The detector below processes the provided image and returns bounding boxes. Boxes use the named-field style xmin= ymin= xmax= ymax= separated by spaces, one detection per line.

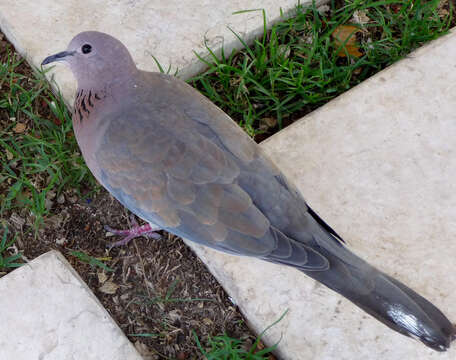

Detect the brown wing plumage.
xmin=95 ymin=73 xmax=329 ymax=270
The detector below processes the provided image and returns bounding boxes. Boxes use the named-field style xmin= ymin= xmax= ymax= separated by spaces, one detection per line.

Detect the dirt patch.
xmin=18 ymin=192 xmax=256 ymax=359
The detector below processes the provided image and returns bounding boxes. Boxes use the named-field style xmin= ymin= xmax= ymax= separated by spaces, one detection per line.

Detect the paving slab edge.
xmin=0 ymin=1 xmax=330 ymax=80
xmin=175 ymin=0 xmax=328 ymax=80
xmin=2 ymin=250 xmax=144 ymax=358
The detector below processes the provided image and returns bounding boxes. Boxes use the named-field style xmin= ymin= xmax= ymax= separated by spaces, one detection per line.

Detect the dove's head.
xmin=42 ymin=31 xmax=137 ymax=87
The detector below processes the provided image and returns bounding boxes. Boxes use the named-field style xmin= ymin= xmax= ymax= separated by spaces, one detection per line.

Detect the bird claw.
xmin=105 ymin=216 xmax=161 ymax=249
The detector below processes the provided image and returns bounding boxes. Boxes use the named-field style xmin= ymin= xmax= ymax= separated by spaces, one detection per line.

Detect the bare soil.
xmin=24 ymin=192 xmax=256 ymax=359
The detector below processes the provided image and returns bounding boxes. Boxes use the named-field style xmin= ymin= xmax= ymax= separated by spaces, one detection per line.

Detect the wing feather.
xmin=95 ymin=73 xmax=334 ymax=270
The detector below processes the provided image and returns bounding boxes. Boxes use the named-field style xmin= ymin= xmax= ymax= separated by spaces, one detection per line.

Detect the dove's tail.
xmin=302 ymin=233 xmax=455 ymax=351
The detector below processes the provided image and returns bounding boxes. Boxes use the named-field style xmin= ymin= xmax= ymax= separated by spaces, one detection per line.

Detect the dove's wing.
xmin=95 ymin=73 xmax=343 ymax=271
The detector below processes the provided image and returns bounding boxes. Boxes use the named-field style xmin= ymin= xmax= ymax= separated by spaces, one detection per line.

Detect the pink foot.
xmin=104 ymin=215 xmax=161 ymax=248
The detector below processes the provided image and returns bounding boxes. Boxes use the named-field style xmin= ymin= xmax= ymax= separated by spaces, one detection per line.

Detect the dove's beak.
xmin=41 ymin=50 xmax=75 ymax=66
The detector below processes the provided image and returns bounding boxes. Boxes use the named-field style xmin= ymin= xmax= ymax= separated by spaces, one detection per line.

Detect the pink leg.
xmin=104 ymin=215 xmax=161 ymax=248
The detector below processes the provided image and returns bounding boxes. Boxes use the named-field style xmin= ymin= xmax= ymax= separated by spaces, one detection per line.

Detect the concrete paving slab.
xmin=187 ymin=29 xmax=456 ymax=359
xmin=0 ymin=0 xmax=324 ymax=104
xmin=0 ymin=251 xmax=143 ymax=360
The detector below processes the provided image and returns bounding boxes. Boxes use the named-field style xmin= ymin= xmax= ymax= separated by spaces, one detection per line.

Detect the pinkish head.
xmin=42 ymin=31 xmax=137 ymax=87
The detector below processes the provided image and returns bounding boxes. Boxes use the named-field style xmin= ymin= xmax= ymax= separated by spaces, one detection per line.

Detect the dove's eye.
xmin=81 ymin=44 xmax=92 ymax=54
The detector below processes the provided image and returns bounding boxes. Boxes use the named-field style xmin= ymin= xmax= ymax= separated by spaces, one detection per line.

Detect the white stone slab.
xmin=0 ymin=0 xmax=324 ymax=104
xmin=0 ymin=251 xmax=142 ymax=360
xmin=187 ymin=29 xmax=456 ymax=359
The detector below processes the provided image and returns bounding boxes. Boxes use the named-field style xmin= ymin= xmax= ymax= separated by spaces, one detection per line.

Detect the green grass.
xmin=194 ymin=333 xmax=277 ymax=360
xmin=0 ymin=50 xmax=97 ymax=231
xmin=193 ymin=310 xmax=287 ymax=359
xmin=189 ymin=0 xmax=453 ymax=138
xmin=0 ymin=226 xmax=23 ymax=270
xmin=68 ymin=250 xmax=114 ymax=272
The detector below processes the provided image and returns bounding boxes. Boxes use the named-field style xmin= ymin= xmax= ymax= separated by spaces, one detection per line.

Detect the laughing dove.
xmin=42 ymin=31 xmax=455 ymax=351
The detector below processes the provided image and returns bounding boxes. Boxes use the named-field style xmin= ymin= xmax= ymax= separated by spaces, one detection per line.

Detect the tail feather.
xmin=384 ymin=273 xmax=456 ymax=343
xmin=304 ymin=239 xmax=455 ymax=351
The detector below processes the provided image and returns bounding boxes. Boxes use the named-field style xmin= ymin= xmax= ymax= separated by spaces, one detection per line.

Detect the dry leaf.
xmin=317 ymin=4 xmax=330 ymax=15
xmin=437 ymin=0 xmax=449 ymax=17
xmin=277 ymin=44 xmax=291 ymax=58
xmin=99 ymin=280 xmax=119 ymax=294
xmin=45 ymin=198 xmax=53 ymax=211
xmin=332 ymin=25 xmax=362 ymax=58
xmin=10 ymin=212 xmax=25 ymax=228
xmin=202 ymin=317 xmax=213 ymax=325
xmin=263 ymin=117 xmax=277 ymax=128
xmin=97 ymin=271 xmax=108 ymax=284
xmin=177 ymin=352 xmax=187 ymax=360
xmin=353 ymin=67 xmax=362 ymax=75
xmin=134 ymin=341 xmax=156 ymax=358
xmin=389 ymin=4 xmax=402 ymax=14
xmin=6 ymin=149 xmax=13 ymax=160
xmin=52 ymin=117 xmax=62 ymax=126
xmin=13 ymin=122 xmax=26 ymax=133
xmin=43 ymin=213 xmax=64 ymax=229
xmin=353 ymin=10 xmax=370 ymax=25
xmin=168 ymin=309 xmax=182 ymax=322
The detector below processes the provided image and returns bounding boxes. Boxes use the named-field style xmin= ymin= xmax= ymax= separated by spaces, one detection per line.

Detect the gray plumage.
xmin=42 ymin=31 xmax=455 ymax=351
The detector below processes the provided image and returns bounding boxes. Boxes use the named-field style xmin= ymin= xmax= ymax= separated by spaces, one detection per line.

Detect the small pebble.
xmin=55 ymin=237 xmax=66 ymax=245
xmin=57 ymin=194 xmax=65 ymax=204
